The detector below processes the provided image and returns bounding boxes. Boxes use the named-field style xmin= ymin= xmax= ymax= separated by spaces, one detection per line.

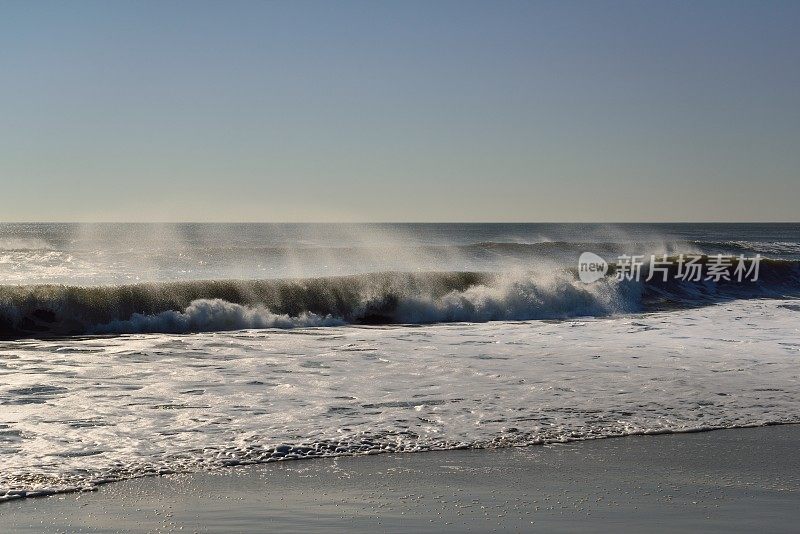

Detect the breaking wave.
xmin=1 ymin=258 xmax=798 ymax=338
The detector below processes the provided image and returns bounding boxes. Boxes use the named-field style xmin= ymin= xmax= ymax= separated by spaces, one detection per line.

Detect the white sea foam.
xmin=1 ymin=298 xmax=799 ymax=499
xmin=93 ymin=298 xmax=345 ymax=334
xmin=387 ymin=270 xmax=638 ymax=323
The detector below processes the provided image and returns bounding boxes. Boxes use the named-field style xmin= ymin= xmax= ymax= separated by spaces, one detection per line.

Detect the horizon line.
xmin=0 ymin=221 xmax=798 ymax=225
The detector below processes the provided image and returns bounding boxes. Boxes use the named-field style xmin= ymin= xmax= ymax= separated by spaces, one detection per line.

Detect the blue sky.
xmin=1 ymin=0 xmax=798 ymax=221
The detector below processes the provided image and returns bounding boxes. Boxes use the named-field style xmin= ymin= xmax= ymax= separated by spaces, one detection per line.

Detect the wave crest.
xmin=1 ymin=259 xmax=798 ymax=338
xmin=93 ymin=298 xmax=345 ymax=334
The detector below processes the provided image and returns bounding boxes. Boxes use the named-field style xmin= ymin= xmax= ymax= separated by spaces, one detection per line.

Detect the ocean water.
xmin=1 ymin=223 xmax=799 ymax=500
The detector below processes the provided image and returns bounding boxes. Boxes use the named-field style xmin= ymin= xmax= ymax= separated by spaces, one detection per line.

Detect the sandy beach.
xmin=4 ymin=425 xmax=798 ymax=533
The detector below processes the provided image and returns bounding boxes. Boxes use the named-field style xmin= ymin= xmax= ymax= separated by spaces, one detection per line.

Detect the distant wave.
xmin=0 ymin=258 xmax=798 ymax=338
xmin=2 ymin=238 xmax=798 ymax=257
xmin=464 ymin=239 xmax=800 ymax=259
xmin=690 ymin=240 xmax=800 ymax=257
xmin=0 ymin=238 xmax=54 ymax=251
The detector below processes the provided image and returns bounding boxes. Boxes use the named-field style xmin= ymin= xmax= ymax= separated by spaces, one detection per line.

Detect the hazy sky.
xmin=1 ymin=0 xmax=798 ymax=222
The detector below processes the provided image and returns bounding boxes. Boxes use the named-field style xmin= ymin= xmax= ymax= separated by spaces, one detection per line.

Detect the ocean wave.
xmin=93 ymin=299 xmax=345 ymax=334
xmin=691 ymin=240 xmax=800 ymax=257
xmin=0 ymin=258 xmax=798 ymax=338
xmin=0 ymin=238 xmax=54 ymax=251
xmin=3 ymin=238 xmax=798 ymax=256
xmin=0 ymin=271 xmax=630 ymax=337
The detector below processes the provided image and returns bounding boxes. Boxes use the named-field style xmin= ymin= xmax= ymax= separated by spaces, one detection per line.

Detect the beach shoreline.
xmin=4 ymin=424 xmax=798 ymax=532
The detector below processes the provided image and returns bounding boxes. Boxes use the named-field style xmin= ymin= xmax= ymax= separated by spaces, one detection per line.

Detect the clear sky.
xmin=1 ymin=0 xmax=798 ymax=222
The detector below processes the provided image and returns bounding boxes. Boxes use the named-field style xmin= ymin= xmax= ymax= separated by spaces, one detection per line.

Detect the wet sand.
xmin=4 ymin=425 xmax=799 ymax=533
